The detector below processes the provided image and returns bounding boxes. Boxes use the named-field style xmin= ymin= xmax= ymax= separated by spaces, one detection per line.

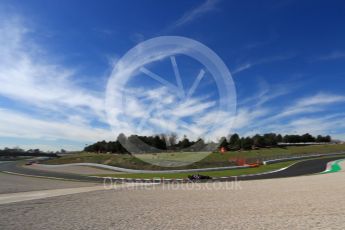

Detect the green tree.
xmin=301 ymin=133 xmax=315 ymax=142
xmin=253 ymin=134 xmax=265 ymax=147
xmin=263 ymin=133 xmax=277 ymax=146
xmin=229 ymin=133 xmax=241 ymax=150
xmin=178 ymin=135 xmax=191 ymax=148
xmin=218 ymin=136 xmax=229 ymax=150
xmin=241 ymin=137 xmax=253 ymax=150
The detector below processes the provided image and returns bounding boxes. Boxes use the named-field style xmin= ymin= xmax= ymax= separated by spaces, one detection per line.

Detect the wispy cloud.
xmin=272 ymin=93 xmax=345 ymax=119
xmin=232 ymin=54 xmax=294 ymax=74
xmin=166 ymin=0 xmax=220 ymax=31
xmin=0 ymin=17 xmax=105 ymax=115
xmin=314 ymin=51 xmax=345 ymax=61
xmin=0 ymin=108 xmax=112 ymax=143
xmin=0 ymin=16 xmax=112 ymax=150
xmin=238 ymin=81 xmax=293 ymax=107
xmin=296 ymin=93 xmax=345 ymax=107
xmin=1 ymin=11 xmax=345 ymax=151
xmin=120 ymin=84 xmax=219 ymax=140
xmin=261 ymin=113 xmax=345 ymax=138
xmin=234 ymin=92 xmax=345 ymax=140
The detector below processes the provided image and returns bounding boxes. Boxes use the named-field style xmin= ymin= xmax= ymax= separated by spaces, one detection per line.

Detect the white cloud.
xmin=0 ymin=18 xmax=104 ymax=116
xmin=233 ymin=92 xmax=345 ymax=140
xmin=262 ymin=113 xmax=345 ymax=137
xmin=272 ymin=93 xmax=345 ymax=119
xmin=167 ymin=0 xmax=220 ymax=30
xmin=0 ymin=16 xmax=112 ymax=150
xmin=104 ymin=35 xmax=238 ymax=141
xmin=231 ymin=108 xmax=269 ymax=130
xmin=296 ymin=93 xmax=345 ymax=107
xmin=238 ymin=82 xmax=292 ymax=107
xmin=171 ymin=97 xmax=216 ymax=117
xmin=1 ymin=12 xmax=345 ymax=152
xmin=315 ymin=51 xmax=345 ymax=61
xmin=0 ymin=108 xmax=112 ymax=143
xmin=120 ymin=84 xmax=219 ymax=139
xmin=232 ymin=55 xmax=293 ymax=74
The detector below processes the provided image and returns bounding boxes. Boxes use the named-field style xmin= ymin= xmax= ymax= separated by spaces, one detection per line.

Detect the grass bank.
xmin=92 ymin=160 xmax=297 ymax=179
xmin=44 ymin=144 xmax=345 ymax=170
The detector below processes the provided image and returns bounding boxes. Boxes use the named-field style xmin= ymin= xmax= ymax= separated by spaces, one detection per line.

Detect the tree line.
xmin=84 ymin=133 xmax=332 ymax=154
xmin=0 ymin=148 xmax=58 ymax=157
xmin=219 ymin=133 xmax=331 ymax=151
xmin=84 ymin=133 xmax=209 ymax=154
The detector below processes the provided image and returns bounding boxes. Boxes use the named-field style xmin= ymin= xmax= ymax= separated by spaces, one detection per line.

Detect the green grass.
xmin=93 ymin=160 xmax=297 ymax=179
xmin=45 ymin=152 xmax=160 ymax=169
xmin=133 ymin=151 xmax=210 ymax=167
xmin=193 ymin=144 xmax=345 ymax=168
xmin=44 ymin=144 xmax=345 ymax=170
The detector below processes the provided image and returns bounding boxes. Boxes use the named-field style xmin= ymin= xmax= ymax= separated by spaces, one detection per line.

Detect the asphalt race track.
xmin=1 ymin=156 xmax=344 ymax=182
xmin=233 ymin=156 xmax=343 ymax=181
xmin=0 ymin=161 xmax=102 ymax=182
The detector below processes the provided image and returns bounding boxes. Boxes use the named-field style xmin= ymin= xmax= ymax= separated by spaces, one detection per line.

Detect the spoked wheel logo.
xmin=105 ymin=36 xmax=237 ymax=167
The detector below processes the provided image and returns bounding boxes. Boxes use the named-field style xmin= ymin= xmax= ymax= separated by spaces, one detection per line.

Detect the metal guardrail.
xmin=262 ymin=151 xmax=345 ymax=165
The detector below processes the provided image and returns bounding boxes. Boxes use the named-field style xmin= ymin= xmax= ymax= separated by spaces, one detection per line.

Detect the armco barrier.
xmin=263 ymin=152 xmax=345 ymax=165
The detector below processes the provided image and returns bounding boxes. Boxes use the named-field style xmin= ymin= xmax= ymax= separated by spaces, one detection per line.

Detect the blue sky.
xmin=1 ymin=0 xmax=345 ymax=151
